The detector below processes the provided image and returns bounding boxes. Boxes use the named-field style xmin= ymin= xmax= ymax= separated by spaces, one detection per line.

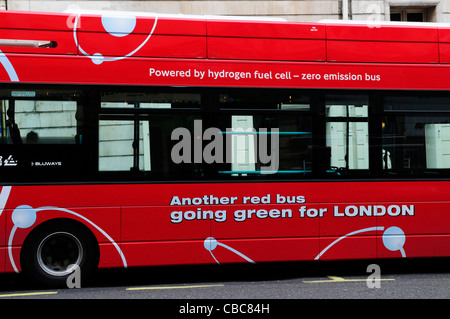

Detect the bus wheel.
xmin=21 ymin=220 xmax=99 ymax=287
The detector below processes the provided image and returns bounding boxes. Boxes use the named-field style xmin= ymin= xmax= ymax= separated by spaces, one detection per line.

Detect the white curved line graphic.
xmin=208 ymin=250 xmax=220 ymax=264
xmin=73 ymin=14 xmax=158 ymax=62
xmin=7 ymin=225 xmax=19 ymax=272
xmin=0 ymin=50 xmax=19 ymax=82
xmin=218 ymin=242 xmax=255 ymax=264
xmin=208 ymin=240 xmax=255 ymax=264
xmin=315 ymin=226 xmax=385 ymax=260
xmin=1 ymin=186 xmax=13 ymax=271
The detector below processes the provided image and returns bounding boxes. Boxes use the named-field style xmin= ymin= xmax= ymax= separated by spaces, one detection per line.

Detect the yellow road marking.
xmin=304 ymin=276 xmax=395 ymax=283
xmin=126 ymin=284 xmax=224 ymax=291
xmin=0 ymin=291 xmax=58 ymax=298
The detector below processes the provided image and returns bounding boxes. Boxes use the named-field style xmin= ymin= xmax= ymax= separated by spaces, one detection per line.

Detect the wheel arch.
xmin=19 ymin=217 xmax=100 ymax=286
xmin=21 ymin=217 xmax=100 ymax=261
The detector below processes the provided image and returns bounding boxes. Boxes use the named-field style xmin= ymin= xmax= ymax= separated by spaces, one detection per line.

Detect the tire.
xmin=21 ymin=220 xmax=99 ymax=287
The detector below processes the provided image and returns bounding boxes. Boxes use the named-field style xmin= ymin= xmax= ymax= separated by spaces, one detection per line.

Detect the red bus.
xmin=1 ymin=9 xmax=450 ymax=286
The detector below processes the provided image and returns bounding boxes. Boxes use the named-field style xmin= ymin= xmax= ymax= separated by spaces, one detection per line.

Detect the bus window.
xmin=0 ymin=89 xmax=86 ymax=182
xmin=383 ymin=95 xmax=450 ymax=177
xmin=99 ymin=119 xmax=136 ymax=172
xmin=99 ymin=90 xmax=203 ymax=180
xmin=383 ymin=115 xmax=450 ymax=176
xmin=217 ymin=113 xmax=312 ymax=177
xmin=325 ymin=95 xmax=369 ymax=175
xmin=216 ymin=89 xmax=312 ymax=177
xmin=1 ymin=96 xmax=82 ymax=145
xmin=98 ymin=115 xmax=203 ymax=179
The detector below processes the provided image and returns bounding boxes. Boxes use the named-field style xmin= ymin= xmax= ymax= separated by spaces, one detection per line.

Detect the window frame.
xmin=4 ymin=84 xmax=450 ymax=183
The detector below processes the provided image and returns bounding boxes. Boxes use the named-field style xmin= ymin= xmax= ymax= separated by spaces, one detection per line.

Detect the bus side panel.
xmin=318 ymin=203 xmax=379 ymax=260
xmin=5 ymin=206 xmax=121 ymax=247
xmin=208 ymin=238 xmax=319 ymax=264
xmin=0 ymin=10 xmax=71 ymax=31
xmin=4 ymin=246 xmax=19 ymax=273
xmin=326 ymin=24 xmax=439 ymax=64
xmin=377 ymin=201 xmax=450 ymax=258
xmin=78 ymin=15 xmax=206 ymax=36
xmin=439 ymin=43 xmax=450 ymax=63
xmin=1 ymin=54 xmax=448 ymax=91
xmin=0 ymin=29 xmax=77 ymax=55
xmin=98 ymin=242 xmax=126 ymax=269
xmin=377 ymin=235 xmax=450 ymax=259
xmin=211 ymin=203 xmax=319 ymax=238
xmin=120 ymin=184 xmax=211 ymax=267
xmin=207 ymin=37 xmax=326 ymax=62
xmin=77 ymin=33 xmax=207 ymax=59
xmin=0 ymin=211 xmax=5 ymax=273
xmin=397 ymin=235 xmax=450 ymax=258
xmin=121 ymin=206 xmax=210 ymax=242
xmin=0 ymin=248 xmax=5 ymax=273
xmin=207 ymin=20 xmax=325 ymax=39
xmin=327 ymin=40 xmax=439 ymax=64
xmin=121 ymin=241 xmax=210 ymax=267
xmin=378 ymin=202 xmax=450 ymax=236
xmin=202 ymin=182 xmax=320 ymax=262
xmin=318 ymin=235 xmax=377 ymax=260
xmin=210 ymin=206 xmax=319 ymax=263
xmin=438 ymin=28 xmax=450 ymax=63
xmin=77 ymin=15 xmax=206 ymax=59
xmin=320 ymin=203 xmax=379 ymax=236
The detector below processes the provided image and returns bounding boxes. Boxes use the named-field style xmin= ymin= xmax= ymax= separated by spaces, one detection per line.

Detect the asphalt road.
xmin=1 ymin=258 xmax=449 ymax=303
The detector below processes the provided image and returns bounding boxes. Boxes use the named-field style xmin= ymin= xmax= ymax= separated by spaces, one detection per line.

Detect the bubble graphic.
xmin=204 ymin=237 xmax=218 ymax=251
xmin=11 ymin=205 xmax=37 ymax=229
xmin=91 ymin=53 xmax=104 ymax=65
xmin=101 ymin=15 xmax=136 ymax=37
xmin=382 ymin=226 xmax=406 ymax=252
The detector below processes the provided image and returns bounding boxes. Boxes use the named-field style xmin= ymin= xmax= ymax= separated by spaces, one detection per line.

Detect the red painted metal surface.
xmin=1 ymin=11 xmax=450 ymax=88
xmin=1 ymin=181 xmax=450 ymax=272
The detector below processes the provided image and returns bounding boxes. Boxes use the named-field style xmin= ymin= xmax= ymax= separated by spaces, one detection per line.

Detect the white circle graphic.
xmin=101 ymin=15 xmax=137 ymax=37
xmin=12 ymin=205 xmax=37 ymax=229
xmin=382 ymin=226 xmax=406 ymax=252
